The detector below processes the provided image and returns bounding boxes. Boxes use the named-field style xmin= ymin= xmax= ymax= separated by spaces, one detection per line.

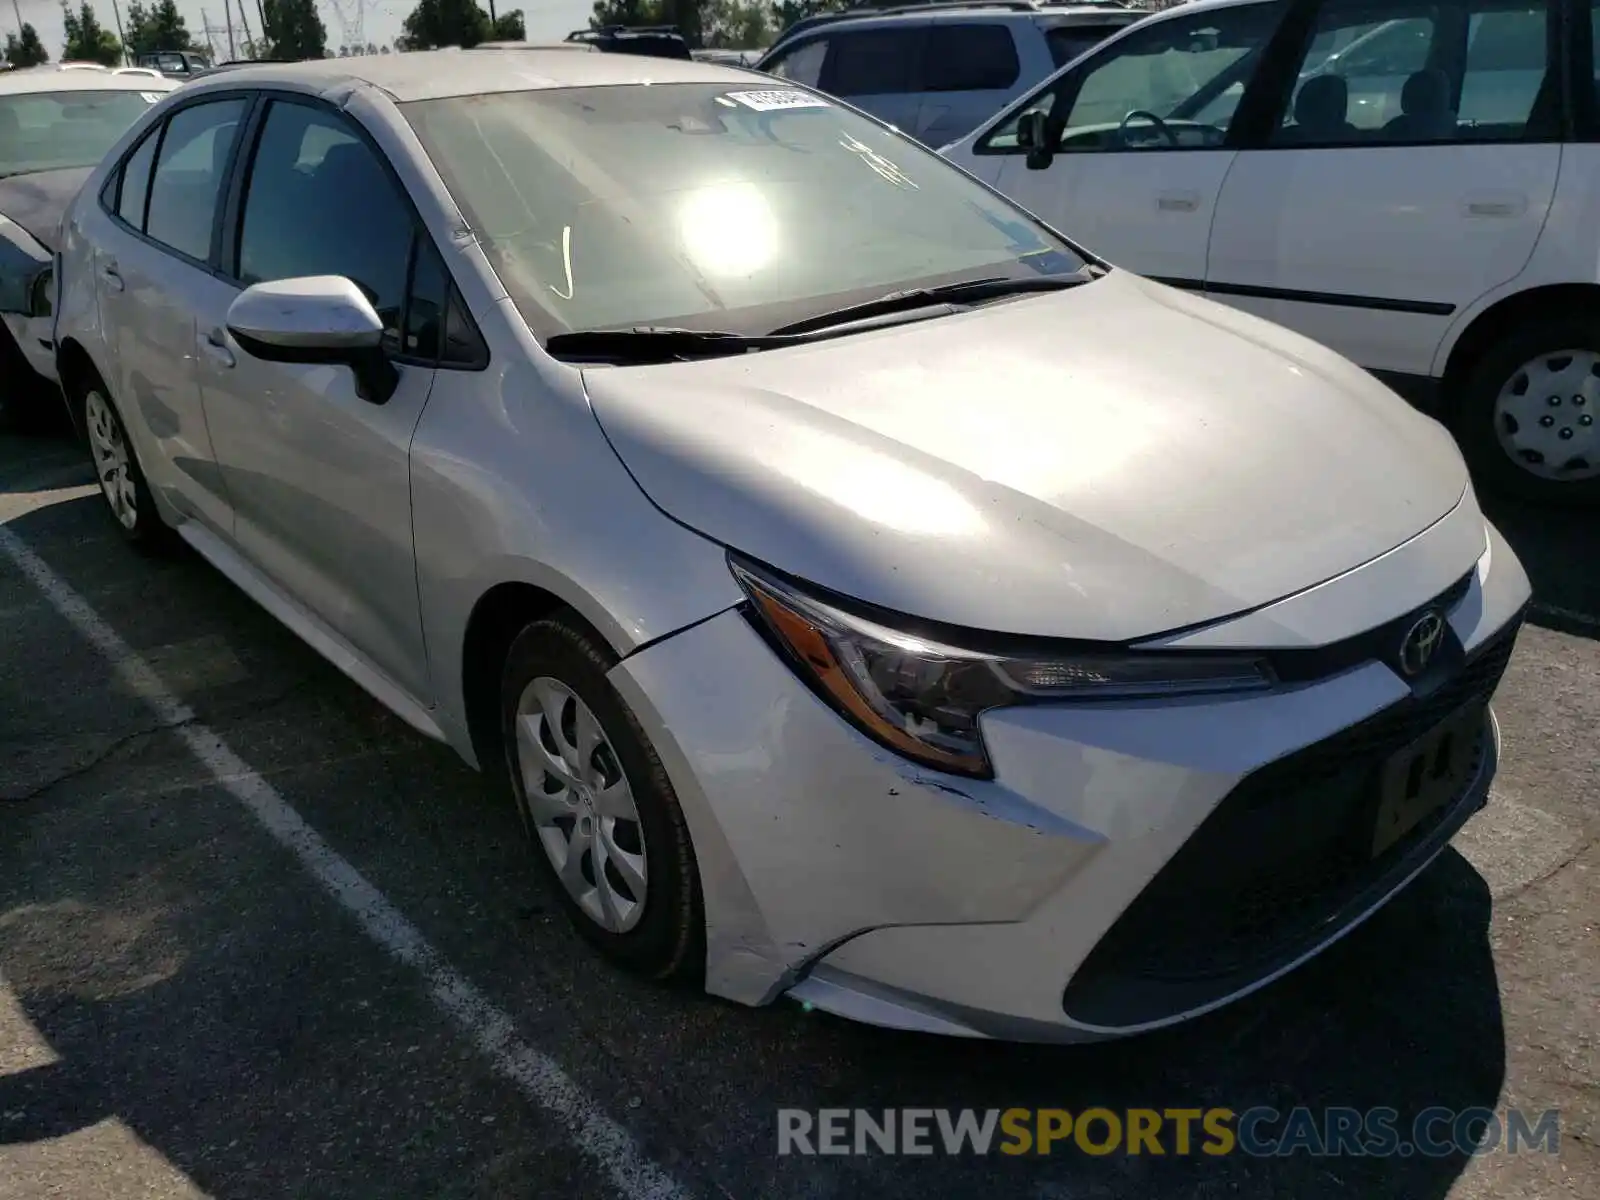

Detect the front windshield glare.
xmin=0 ymin=90 xmax=158 ymax=178
xmin=402 ymin=83 xmax=1086 ymax=339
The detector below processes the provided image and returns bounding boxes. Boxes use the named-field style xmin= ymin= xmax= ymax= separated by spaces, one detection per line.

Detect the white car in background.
xmin=0 ymin=66 xmax=176 ymax=428
xmin=942 ymin=0 xmax=1600 ymax=506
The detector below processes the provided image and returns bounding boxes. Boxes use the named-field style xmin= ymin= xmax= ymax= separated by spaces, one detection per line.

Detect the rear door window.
xmin=821 ymin=27 xmax=922 ymax=96
xmin=143 ymin=97 xmax=245 ymax=263
xmin=922 ymin=24 xmax=1021 ymax=91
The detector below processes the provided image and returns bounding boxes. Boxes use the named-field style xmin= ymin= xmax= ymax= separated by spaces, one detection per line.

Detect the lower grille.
xmin=1061 ymin=613 xmax=1522 ymax=1028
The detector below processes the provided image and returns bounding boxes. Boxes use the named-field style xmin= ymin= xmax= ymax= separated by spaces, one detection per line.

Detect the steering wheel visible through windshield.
xmin=982 ymin=5 xmax=1279 ymax=154
xmin=0 ymin=89 xmax=160 ymax=178
xmin=401 ymin=83 xmax=1089 ymax=341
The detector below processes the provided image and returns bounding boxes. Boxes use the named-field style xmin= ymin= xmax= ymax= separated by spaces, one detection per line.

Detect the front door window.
xmin=980 ymin=4 xmax=1282 ymax=154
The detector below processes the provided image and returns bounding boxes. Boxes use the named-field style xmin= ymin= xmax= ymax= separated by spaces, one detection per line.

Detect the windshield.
xmin=0 ymin=89 xmax=159 ymax=178
xmin=402 ymin=83 xmax=1087 ymax=340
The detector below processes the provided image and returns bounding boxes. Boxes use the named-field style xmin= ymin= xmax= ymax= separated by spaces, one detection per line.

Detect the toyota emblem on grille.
xmin=1398 ymin=611 xmax=1447 ymax=677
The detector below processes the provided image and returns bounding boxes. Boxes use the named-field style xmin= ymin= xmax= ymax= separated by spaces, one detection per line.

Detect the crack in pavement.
xmin=1495 ymin=833 xmax=1599 ymax=904
xmin=1 ymin=677 xmax=319 ymax=804
xmin=0 ymin=717 xmax=194 ymax=804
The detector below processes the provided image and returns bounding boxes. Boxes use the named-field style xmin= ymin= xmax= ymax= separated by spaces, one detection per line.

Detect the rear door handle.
xmin=1463 ymin=191 xmax=1527 ymax=218
xmin=200 ymin=327 xmax=235 ymax=368
xmin=100 ymin=263 xmax=124 ymax=292
xmin=1157 ymin=189 xmax=1201 ymax=213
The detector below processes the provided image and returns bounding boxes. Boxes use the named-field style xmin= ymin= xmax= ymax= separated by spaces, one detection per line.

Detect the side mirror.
xmin=226 ymin=275 xmax=399 ymax=405
xmin=1017 ymin=110 xmax=1055 ymax=171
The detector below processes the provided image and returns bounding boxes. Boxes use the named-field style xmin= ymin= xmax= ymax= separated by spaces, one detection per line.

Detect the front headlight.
xmin=730 ymin=555 xmax=1275 ymax=778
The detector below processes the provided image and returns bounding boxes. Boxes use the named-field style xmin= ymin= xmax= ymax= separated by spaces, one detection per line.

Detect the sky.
xmin=5 ymin=0 xmax=597 ymax=58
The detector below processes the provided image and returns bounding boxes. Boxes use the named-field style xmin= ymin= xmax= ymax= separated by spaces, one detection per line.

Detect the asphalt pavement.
xmin=0 ymin=423 xmax=1595 ymax=1200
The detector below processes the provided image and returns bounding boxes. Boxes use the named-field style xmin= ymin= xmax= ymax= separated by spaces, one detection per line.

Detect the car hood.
xmin=0 ymin=166 xmax=91 ymax=251
xmin=583 ymin=271 xmax=1470 ymax=642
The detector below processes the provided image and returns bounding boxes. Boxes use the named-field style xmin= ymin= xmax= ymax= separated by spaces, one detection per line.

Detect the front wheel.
xmin=500 ymin=615 xmax=703 ymax=981
xmin=1455 ymin=316 xmax=1600 ymax=507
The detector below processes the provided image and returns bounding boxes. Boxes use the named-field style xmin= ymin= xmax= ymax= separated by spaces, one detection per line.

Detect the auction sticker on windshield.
xmin=723 ymin=89 xmax=831 ymax=112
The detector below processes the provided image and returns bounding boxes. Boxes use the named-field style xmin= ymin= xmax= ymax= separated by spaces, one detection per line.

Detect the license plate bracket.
xmin=1371 ymin=704 xmax=1483 ymax=858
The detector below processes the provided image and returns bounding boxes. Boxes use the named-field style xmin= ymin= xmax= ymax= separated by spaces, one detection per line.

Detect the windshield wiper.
xmin=544 ymin=270 xmax=1102 ymax=363
xmin=768 ymin=271 xmax=1097 ymax=337
xmin=544 ymin=326 xmax=812 ymax=364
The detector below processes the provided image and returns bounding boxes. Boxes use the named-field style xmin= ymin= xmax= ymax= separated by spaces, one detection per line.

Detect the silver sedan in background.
xmin=53 ymin=51 xmax=1528 ymax=1041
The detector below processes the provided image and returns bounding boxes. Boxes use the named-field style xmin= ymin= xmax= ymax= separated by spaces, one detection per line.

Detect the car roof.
xmin=768 ymin=0 xmax=1144 ymax=45
xmin=176 ymin=47 xmax=752 ymax=104
xmin=0 ymin=67 xmax=180 ymax=96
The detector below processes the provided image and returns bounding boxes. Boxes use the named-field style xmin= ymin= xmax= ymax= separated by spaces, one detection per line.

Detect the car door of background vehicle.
xmin=914 ymin=21 xmax=1033 ymax=148
xmin=977 ymin=1 xmax=1286 ymax=285
xmin=94 ymin=96 xmax=245 ymax=536
xmin=194 ymin=96 xmax=440 ymax=702
xmin=1206 ymin=0 xmax=1562 ymax=377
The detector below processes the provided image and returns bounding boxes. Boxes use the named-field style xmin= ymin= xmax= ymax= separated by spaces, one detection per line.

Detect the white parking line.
xmin=0 ymin=525 xmax=691 ymax=1200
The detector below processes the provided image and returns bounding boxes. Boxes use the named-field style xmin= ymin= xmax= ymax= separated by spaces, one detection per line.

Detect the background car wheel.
xmin=499 ymin=614 xmax=703 ymax=981
xmin=1455 ymin=315 xmax=1600 ymax=507
xmin=81 ymin=385 xmax=173 ymax=551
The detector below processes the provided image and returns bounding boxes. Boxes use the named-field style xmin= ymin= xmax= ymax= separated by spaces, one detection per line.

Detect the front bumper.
xmin=608 ymin=520 xmax=1531 ymax=1041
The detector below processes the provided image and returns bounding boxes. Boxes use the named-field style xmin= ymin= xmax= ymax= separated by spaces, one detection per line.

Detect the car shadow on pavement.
xmin=0 ymin=488 xmax=1544 ymax=1199
xmin=1481 ymin=494 xmax=1599 ymax=639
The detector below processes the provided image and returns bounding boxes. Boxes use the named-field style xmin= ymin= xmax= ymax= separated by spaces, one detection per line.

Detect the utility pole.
xmin=223 ymin=0 xmax=236 ymax=58
xmin=255 ymin=0 xmax=267 ymax=56
xmin=9 ymin=0 xmax=23 ymax=40
xmin=237 ymin=0 xmax=254 ymax=57
xmin=107 ymin=0 xmax=130 ymax=64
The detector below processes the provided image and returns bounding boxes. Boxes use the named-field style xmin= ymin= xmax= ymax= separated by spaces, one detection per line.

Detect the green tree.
xmin=771 ymin=0 xmax=851 ymax=34
xmin=61 ymin=2 xmax=123 ymax=65
xmin=3 ymin=23 xmax=50 ymax=67
xmin=262 ymin=0 xmax=328 ymax=60
xmin=123 ymin=0 xmax=194 ymax=57
xmin=589 ymin=0 xmax=700 ymax=44
xmin=401 ymin=0 xmax=492 ymax=50
xmin=490 ymin=9 xmax=525 ymax=40
xmin=702 ymin=0 xmax=772 ymax=47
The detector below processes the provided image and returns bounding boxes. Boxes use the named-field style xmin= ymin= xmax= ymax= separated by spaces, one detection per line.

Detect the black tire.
xmin=1453 ymin=314 xmax=1600 ymax=508
xmin=499 ymin=614 xmax=703 ymax=982
xmin=78 ymin=380 xmax=175 ymax=552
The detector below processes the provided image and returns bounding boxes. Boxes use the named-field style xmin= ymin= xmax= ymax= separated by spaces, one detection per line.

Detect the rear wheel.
xmin=499 ymin=614 xmax=703 ymax=981
xmin=1455 ymin=315 xmax=1600 ymax=507
xmin=81 ymin=385 xmax=173 ymax=551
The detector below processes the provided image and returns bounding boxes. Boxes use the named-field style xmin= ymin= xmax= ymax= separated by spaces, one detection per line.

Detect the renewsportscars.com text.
xmin=776 ymin=1106 xmax=1561 ymax=1158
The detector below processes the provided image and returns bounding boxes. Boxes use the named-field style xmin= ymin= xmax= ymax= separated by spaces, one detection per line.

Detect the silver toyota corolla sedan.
xmin=52 ymin=51 xmax=1531 ymax=1042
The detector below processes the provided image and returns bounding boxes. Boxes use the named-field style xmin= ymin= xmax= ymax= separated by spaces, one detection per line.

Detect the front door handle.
xmin=100 ymin=263 xmax=124 ymax=292
xmin=200 ymin=327 xmax=235 ymax=368
xmin=1463 ymin=191 xmax=1528 ymax=218
xmin=1157 ymin=189 xmax=1201 ymax=213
